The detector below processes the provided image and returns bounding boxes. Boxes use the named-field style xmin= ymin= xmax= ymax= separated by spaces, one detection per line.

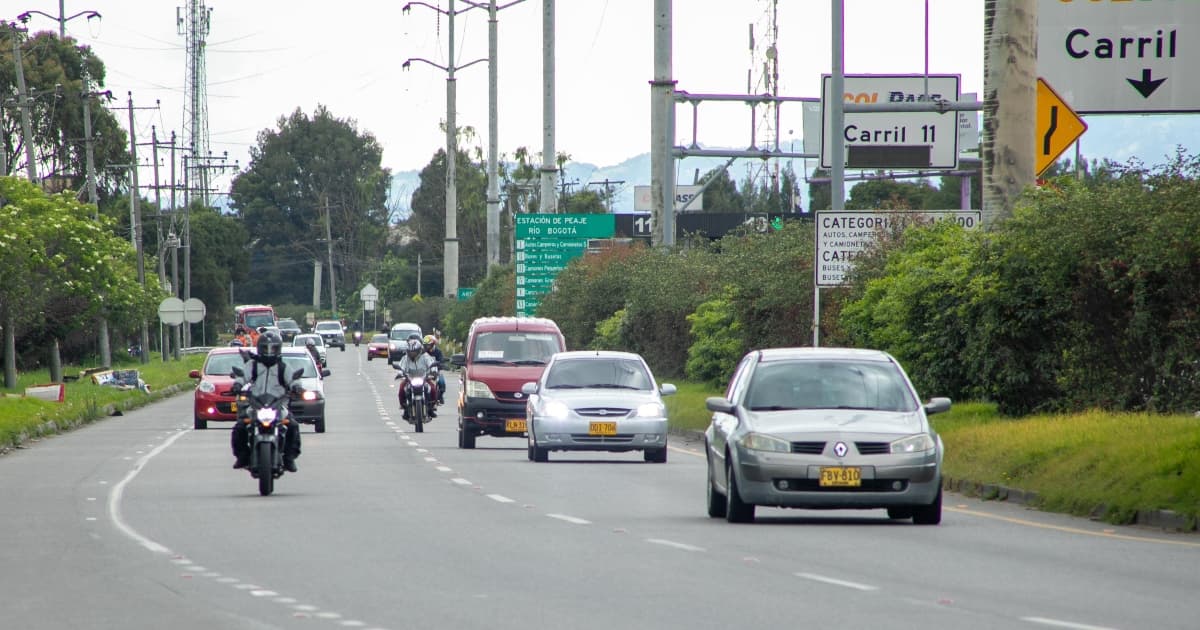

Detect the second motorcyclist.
xmin=422 ymin=334 xmax=446 ymax=405
xmin=231 ymin=331 xmax=303 ymax=472
xmin=395 ymin=338 xmax=437 ymax=420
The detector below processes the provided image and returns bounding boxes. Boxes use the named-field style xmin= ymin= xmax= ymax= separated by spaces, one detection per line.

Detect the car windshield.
xmin=389 ymin=327 xmax=421 ymax=341
xmin=280 ymin=354 xmax=318 ymax=378
xmin=243 ymin=313 xmax=274 ymax=328
xmin=277 ymin=319 xmax=298 ymax=329
xmin=471 ymin=332 xmax=559 ymax=365
xmin=371 ymin=334 xmax=388 ymax=343
xmin=204 ymin=353 xmax=245 ymax=376
xmin=545 ymin=358 xmax=652 ymax=390
xmin=295 ymin=335 xmax=323 ymax=347
xmin=744 ymin=359 xmax=917 ymax=412
xmin=316 ymin=323 xmax=340 ymax=331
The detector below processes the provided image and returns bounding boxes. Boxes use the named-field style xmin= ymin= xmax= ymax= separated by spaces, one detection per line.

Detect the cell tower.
xmin=747 ymin=0 xmax=780 ymax=196
xmin=178 ymin=0 xmax=211 ymax=204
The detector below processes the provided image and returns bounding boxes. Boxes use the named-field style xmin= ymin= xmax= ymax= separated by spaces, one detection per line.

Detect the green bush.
xmin=684 ymin=289 xmax=743 ymax=387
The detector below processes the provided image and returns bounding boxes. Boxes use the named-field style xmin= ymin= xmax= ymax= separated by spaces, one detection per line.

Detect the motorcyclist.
xmin=233 ymin=325 xmax=252 ymax=348
xmin=395 ymin=338 xmax=436 ymax=420
xmin=230 ymin=330 xmax=303 ymax=472
xmin=423 ymin=334 xmax=446 ymax=405
xmin=303 ymin=336 xmax=322 ymax=367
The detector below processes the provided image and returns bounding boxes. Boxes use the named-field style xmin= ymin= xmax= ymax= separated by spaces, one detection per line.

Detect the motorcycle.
xmin=231 ymin=365 xmax=305 ymax=496
xmin=394 ymin=364 xmax=437 ymax=433
xmin=353 ymin=330 xmax=363 ymax=346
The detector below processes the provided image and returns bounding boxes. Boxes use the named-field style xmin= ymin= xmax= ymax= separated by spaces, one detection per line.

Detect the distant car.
xmin=293 ymin=333 xmax=327 ymax=367
xmin=366 ymin=333 xmax=389 ymax=361
xmin=276 ymin=318 xmax=302 ymax=342
xmin=280 ymin=347 xmax=331 ymax=433
xmin=314 ymin=320 xmax=346 ymax=351
xmin=387 ymin=322 xmax=423 ymax=362
xmin=522 ymin=350 xmax=675 ymax=463
xmin=190 ymin=347 xmax=248 ymax=430
xmin=703 ymin=347 xmax=951 ymax=524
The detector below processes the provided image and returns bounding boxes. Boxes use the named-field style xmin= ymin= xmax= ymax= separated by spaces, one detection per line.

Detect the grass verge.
xmin=667 ymin=384 xmax=1199 ymax=527
xmin=0 ymin=355 xmax=205 ymax=449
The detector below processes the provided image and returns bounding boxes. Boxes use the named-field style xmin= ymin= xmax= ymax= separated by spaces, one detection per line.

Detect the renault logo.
xmin=834 ymin=441 xmax=848 ymax=457
xmin=597 ymin=409 xmax=608 ymax=416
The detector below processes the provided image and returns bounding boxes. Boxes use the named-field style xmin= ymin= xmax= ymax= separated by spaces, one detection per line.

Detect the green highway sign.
xmin=516 ymin=263 xmax=568 ymax=276
xmin=516 ymin=274 xmax=557 ymax=289
xmin=515 ymin=238 xmax=590 ymax=251
xmin=517 ymin=248 xmax=586 ymax=264
xmin=515 ymin=213 xmax=615 ymax=240
xmin=456 ymin=287 xmax=476 ymax=301
xmin=516 ymin=296 xmax=541 ymax=316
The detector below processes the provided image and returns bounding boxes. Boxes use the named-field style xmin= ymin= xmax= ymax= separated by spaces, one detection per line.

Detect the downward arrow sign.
xmin=1127 ymin=69 xmax=1167 ymax=99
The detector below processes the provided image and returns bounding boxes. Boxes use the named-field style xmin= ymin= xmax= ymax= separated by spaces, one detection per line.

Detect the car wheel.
xmin=725 ymin=462 xmax=755 ymax=523
xmin=644 ymin=447 xmax=667 ymax=463
xmin=459 ymin=426 xmax=476 ymax=449
xmin=315 ymin=416 xmax=326 ymax=433
xmin=706 ymin=453 xmax=727 ymax=518
xmin=912 ymin=484 xmax=943 ymax=525
xmin=527 ymin=441 xmax=535 ymax=461
xmin=367 ymin=355 xmax=372 ymax=361
xmin=886 ymin=507 xmax=913 ymax=520
xmin=193 ymin=417 xmax=206 ymax=430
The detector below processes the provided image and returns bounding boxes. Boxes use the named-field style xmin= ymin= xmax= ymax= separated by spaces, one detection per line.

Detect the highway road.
xmin=2 ymin=347 xmax=1198 ymax=630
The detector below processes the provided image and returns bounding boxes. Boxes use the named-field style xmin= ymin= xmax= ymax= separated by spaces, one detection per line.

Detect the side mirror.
xmin=292 ymin=367 xmax=305 ymax=380
xmin=924 ymin=397 xmax=952 ymax=416
xmin=321 ymin=368 xmax=331 ymax=378
xmin=705 ymin=396 xmax=735 ymax=415
xmin=450 ymin=353 xmax=465 ymax=367
xmin=659 ymin=383 xmax=677 ymax=396
xmin=520 ymin=382 xmax=538 ymax=395
xmin=230 ymin=365 xmax=245 ymax=378
xmin=189 ymin=369 xmax=201 ymax=379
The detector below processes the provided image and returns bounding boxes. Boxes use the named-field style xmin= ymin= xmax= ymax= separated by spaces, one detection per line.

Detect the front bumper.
xmin=531 ymin=416 xmax=668 ymax=452
xmin=288 ymin=398 xmax=326 ymax=424
xmin=194 ymin=394 xmax=237 ymax=422
xmin=460 ymin=397 xmax=529 ymax=438
xmin=730 ymin=448 xmax=941 ymax=509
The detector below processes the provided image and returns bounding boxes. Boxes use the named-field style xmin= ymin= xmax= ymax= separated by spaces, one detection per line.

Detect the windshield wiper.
xmin=512 ymin=359 xmax=546 ymax=365
xmin=582 ymin=383 xmax=640 ymax=389
xmin=547 ymin=384 xmax=584 ymax=389
xmin=472 ymin=359 xmax=515 ymax=365
xmin=749 ymin=405 xmax=800 ymax=411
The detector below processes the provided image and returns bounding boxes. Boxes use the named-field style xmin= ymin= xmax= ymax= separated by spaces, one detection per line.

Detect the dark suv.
xmin=450 ymin=317 xmax=564 ymax=449
xmin=276 ymin=318 xmax=302 ymax=342
xmin=314 ymin=320 xmax=346 ymax=351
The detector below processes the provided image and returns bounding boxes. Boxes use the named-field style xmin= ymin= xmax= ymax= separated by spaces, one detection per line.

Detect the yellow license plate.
xmin=505 ymin=419 xmax=527 ymax=433
xmin=588 ymin=421 xmax=618 ymax=436
xmin=230 ymin=401 xmax=237 ymax=412
xmin=820 ymin=466 xmax=862 ymax=487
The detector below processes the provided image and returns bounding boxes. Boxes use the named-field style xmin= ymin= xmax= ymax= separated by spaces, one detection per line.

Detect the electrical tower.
xmin=746 ymin=0 xmax=780 ymax=196
xmin=178 ymin=0 xmax=212 ymax=205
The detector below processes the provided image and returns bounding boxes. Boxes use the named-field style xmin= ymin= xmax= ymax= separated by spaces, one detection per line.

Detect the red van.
xmin=450 ymin=317 xmax=565 ymax=449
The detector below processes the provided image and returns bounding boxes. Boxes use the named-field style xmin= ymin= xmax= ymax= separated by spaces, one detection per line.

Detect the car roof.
xmin=755 ymin=347 xmax=896 ymax=363
xmin=469 ymin=316 xmax=560 ymax=333
xmin=551 ymin=350 xmax=644 ymax=362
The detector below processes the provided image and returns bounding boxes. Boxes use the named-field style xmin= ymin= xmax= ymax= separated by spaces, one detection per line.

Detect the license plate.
xmin=230 ymin=402 xmax=237 ymax=412
xmin=820 ymin=466 xmax=862 ymax=487
xmin=505 ymin=419 xmax=527 ymax=433
xmin=588 ymin=421 xmax=617 ymax=436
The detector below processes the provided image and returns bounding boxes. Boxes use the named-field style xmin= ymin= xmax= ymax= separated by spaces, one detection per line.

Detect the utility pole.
xmin=982 ymin=0 xmax=1037 ymax=226
xmin=650 ymin=0 xmax=674 ymax=245
xmin=81 ymin=79 xmax=113 ymax=366
xmin=11 ymin=24 xmax=38 ymax=182
xmin=126 ymin=92 xmax=149 ymax=364
xmin=540 ymin=0 xmax=557 ymax=214
xmin=323 ymin=197 xmax=337 ymax=317
xmin=587 ymin=178 xmax=625 ymax=214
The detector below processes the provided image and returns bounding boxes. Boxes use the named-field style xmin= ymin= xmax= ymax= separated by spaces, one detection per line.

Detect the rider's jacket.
xmin=396 ymin=352 xmax=435 ymax=378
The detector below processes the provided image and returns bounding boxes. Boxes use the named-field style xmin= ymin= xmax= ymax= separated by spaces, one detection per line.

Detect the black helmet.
xmin=257 ymin=330 xmax=284 ymax=366
xmin=406 ymin=338 xmax=423 ymax=355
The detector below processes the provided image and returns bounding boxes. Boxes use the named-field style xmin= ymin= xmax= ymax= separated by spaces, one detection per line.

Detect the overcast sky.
xmin=23 ymin=0 xmax=1198 ymax=197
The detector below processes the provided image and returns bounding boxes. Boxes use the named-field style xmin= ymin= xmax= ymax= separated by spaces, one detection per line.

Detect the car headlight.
xmin=198 ymin=381 xmax=216 ymax=393
xmin=739 ymin=432 xmax=791 ymax=453
xmin=890 ymin=434 xmax=935 ymax=454
xmin=301 ymin=390 xmax=318 ymax=401
xmin=465 ymin=379 xmax=495 ymax=399
xmin=541 ymin=400 xmax=569 ymax=419
xmin=636 ymin=402 xmax=664 ymax=417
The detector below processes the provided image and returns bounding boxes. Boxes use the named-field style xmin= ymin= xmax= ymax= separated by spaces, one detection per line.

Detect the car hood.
xmin=540 ymin=388 xmax=661 ymax=409
xmin=466 ymin=363 xmax=548 ymax=393
xmin=296 ymin=376 xmax=323 ymax=394
xmin=744 ymin=408 xmax=927 ymax=437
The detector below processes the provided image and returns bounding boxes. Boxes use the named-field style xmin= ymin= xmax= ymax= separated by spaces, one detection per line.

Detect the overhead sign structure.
xmin=815 ymin=210 xmax=982 ymax=287
xmin=821 ymin=74 xmax=961 ymax=170
xmin=1036 ymin=78 xmax=1088 ymax=177
xmin=633 ymin=185 xmax=703 ymax=212
xmin=1038 ymin=0 xmax=1200 ymax=114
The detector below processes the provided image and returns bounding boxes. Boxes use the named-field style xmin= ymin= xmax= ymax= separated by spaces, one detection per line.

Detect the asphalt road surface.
xmin=2 ymin=347 xmax=1198 ymax=630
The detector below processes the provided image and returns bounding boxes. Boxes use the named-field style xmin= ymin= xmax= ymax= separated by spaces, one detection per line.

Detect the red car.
xmin=190 ymin=347 xmax=248 ymax=429
xmin=366 ymin=333 xmax=390 ymax=361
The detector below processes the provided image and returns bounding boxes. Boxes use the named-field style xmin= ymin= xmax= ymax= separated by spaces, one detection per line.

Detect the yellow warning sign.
xmin=1036 ymin=78 xmax=1088 ymax=177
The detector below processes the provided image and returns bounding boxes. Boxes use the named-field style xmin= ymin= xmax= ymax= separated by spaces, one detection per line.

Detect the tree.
xmin=695 ymin=167 xmax=744 ymax=213
xmin=0 ymin=27 xmax=128 ymax=198
xmin=846 ymin=177 xmax=936 ymax=210
xmin=185 ymin=205 xmax=251 ymax=342
xmin=229 ymin=105 xmax=391 ymax=310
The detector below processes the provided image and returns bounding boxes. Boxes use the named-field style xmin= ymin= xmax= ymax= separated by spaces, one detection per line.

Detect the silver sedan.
xmin=522 ymin=351 xmax=676 ymax=463
xmin=704 ymin=347 xmax=950 ymax=524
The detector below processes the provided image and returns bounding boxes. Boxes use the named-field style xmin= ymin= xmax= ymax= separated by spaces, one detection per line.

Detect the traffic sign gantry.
xmin=1036 ymin=78 xmax=1088 ymax=177
xmin=1038 ymin=0 xmax=1199 ymax=114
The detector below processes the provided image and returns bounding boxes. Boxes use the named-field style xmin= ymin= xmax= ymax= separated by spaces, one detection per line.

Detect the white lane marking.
xmin=293 ymin=605 xmax=319 ymax=612
xmin=546 ymin=514 xmax=591 ymax=525
xmin=108 ymin=429 xmax=191 ymax=554
xmin=450 ymin=478 xmax=472 ymax=485
xmin=424 ymin=457 xmax=438 ymax=462
xmin=794 ymin=572 xmax=879 ymax=591
xmin=436 ymin=466 xmax=454 ymax=473
xmin=250 ymin=590 xmax=278 ymax=597
xmin=487 ymin=494 xmax=515 ymax=504
xmin=1021 ymin=618 xmax=1121 ymax=630
xmin=646 ymin=538 xmax=705 ymax=552
xmin=316 ymin=611 xmax=342 ymax=619
xmin=416 ymin=448 xmax=429 ymax=453
xmin=340 ymin=621 xmax=367 ymax=628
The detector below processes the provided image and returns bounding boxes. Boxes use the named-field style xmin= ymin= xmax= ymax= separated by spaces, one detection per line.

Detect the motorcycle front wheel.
xmin=257 ymin=441 xmax=275 ymax=496
xmin=413 ymin=399 xmax=425 ymax=433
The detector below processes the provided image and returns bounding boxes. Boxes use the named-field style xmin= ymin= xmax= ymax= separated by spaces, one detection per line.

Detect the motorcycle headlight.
xmin=636 ymin=402 xmax=664 ymax=418
xmin=541 ymin=400 xmax=569 ymax=419
xmin=198 ymin=381 xmax=215 ymax=393
xmin=890 ymin=434 xmax=935 ymax=454
xmin=465 ymin=379 xmax=495 ymax=399
xmin=740 ymin=432 xmax=791 ymax=453
xmin=301 ymin=390 xmax=318 ymax=401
